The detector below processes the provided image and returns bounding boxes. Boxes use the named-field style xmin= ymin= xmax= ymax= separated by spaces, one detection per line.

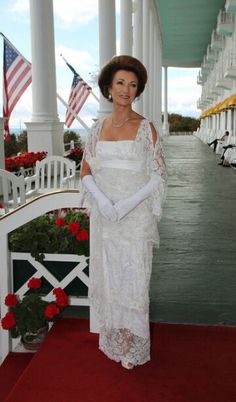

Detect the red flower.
xmin=53 ymin=288 xmax=65 ymax=297
xmin=76 ymin=229 xmax=89 ymax=241
xmin=56 ymin=295 xmax=69 ymax=308
xmin=55 ymin=217 xmax=66 ymax=227
xmin=5 ymin=294 xmax=19 ymax=307
xmin=68 ymin=221 xmax=80 ymax=235
xmin=53 ymin=288 xmax=68 ymax=307
xmin=28 ymin=277 xmax=42 ymax=289
xmin=1 ymin=311 xmax=16 ymax=330
xmin=45 ymin=304 xmax=60 ymax=319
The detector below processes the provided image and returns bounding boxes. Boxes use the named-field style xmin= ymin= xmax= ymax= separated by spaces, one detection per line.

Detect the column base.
xmin=25 ymin=121 xmax=64 ymax=156
xmin=162 ymin=122 xmax=170 ymax=136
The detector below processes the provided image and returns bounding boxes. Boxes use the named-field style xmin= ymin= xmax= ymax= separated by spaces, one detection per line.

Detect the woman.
xmin=80 ymin=55 xmax=167 ymax=369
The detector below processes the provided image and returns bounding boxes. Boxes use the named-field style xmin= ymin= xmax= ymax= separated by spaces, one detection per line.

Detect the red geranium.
xmin=5 ymin=151 xmax=47 ymax=172
xmin=28 ymin=277 xmax=42 ymax=289
xmin=1 ymin=311 xmax=16 ymax=330
xmin=53 ymin=288 xmax=68 ymax=307
xmin=5 ymin=294 xmax=19 ymax=307
xmin=45 ymin=304 xmax=60 ymax=319
xmin=76 ymin=229 xmax=89 ymax=241
xmin=68 ymin=221 xmax=80 ymax=235
xmin=1 ymin=278 xmax=69 ymax=340
xmin=55 ymin=217 xmax=66 ymax=227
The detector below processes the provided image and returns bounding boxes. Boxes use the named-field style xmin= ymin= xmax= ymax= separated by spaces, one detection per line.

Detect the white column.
xmin=153 ymin=24 xmax=158 ymax=123
xmin=155 ymin=11 xmax=163 ymax=136
xmin=133 ymin=0 xmax=143 ymax=115
xmin=163 ymin=66 xmax=170 ymax=135
xmin=228 ymin=109 xmax=232 ymax=132
xmin=148 ymin=9 xmax=154 ymax=121
xmin=133 ymin=0 xmax=143 ymax=114
xmin=143 ymin=0 xmax=150 ymax=119
xmin=120 ymin=0 xmax=132 ymax=55
xmin=98 ymin=0 xmax=116 ymax=118
xmin=26 ymin=0 xmax=64 ymax=156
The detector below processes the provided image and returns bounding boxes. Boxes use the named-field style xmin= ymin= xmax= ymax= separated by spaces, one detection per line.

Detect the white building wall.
xmin=197 ymin=11 xmax=236 ymax=140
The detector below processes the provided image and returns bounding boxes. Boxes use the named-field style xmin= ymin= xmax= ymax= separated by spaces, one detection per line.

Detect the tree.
xmin=17 ymin=130 xmax=28 ymax=153
xmin=167 ymin=113 xmax=200 ymax=132
xmin=4 ymin=134 xmax=18 ymax=157
xmin=64 ymin=130 xmax=82 ymax=147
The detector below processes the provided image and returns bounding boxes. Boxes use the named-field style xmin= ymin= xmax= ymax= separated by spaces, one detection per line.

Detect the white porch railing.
xmin=0 ymin=190 xmax=98 ymax=364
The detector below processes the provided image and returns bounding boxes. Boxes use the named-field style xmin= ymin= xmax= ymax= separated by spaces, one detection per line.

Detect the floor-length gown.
xmin=80 ymin=118 xmax=167 ymax=366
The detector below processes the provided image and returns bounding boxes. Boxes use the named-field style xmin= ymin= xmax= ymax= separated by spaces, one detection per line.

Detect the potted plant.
xmin=8 ymin=208 xmax=90 ymax=297
xmin=1 ymin=277 xmax=69 ymax=350
xmin=5 ymin=151 xmax=47 ymax=173
xmin=8 ymin=208 xmax=89 ymax=262
xmin=66 ymin=146 xmax=84 ymax=170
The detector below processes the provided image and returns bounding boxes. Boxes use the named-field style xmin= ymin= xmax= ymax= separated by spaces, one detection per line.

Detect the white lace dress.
xmin=79 ymin=118 xmax=167 ymax=366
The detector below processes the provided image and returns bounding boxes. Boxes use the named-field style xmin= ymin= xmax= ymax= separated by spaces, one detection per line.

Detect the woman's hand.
xmin=82 ymin=175 xmax=117 ymax=222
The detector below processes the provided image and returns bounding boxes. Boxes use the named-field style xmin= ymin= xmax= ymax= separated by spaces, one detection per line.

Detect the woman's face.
xmin=109 ymin=70 xmax=138 ymax=106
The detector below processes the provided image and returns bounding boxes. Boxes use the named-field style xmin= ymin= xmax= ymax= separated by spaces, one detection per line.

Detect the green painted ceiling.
xmin=156 ymin=0 xmax=226 ymax=67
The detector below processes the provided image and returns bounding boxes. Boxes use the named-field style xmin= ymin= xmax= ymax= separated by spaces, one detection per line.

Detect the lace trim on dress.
xmin=99 ymin=327 xmax=150 ymax=366
xmin=136 ymin=119 xmax=168 ymax=221
xmin=79 ymin=118 xmax=167 ymax=220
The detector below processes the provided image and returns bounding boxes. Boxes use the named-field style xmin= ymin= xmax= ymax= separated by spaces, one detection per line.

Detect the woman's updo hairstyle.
xmin=98 ymin=55 xmax=148 ymax=102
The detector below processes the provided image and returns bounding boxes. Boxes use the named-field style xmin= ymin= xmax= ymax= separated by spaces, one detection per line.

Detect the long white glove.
xmin=82 ymin=175 xmax=117 ymax=221
xmin=114 ymin=175 xmax=163 ymax=220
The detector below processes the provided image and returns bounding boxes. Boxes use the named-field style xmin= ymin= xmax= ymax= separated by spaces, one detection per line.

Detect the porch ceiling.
xmin=156 ymin=0 xmax=226 ymax=67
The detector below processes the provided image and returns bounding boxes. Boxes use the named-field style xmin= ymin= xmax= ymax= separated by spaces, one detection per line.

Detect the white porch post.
xmin=156 ymin=14 xmax=163 ymax=136
xmin=26 ymin=0 xmax=64 ymax=156
xmin=143 ymin=0 xmax=150 ymax=119
xmin=163 ymin=66 xmax=170 ymax=135
xmin=120 ymin=0 xmax=132 ymax=55
xmin=133 ymin=0 xmax=143 ymax=114
xmin=152 ymin=25 xmax=157 ymax=123
xmin=148 ymin=9 xmax=154 ymax=121
xmin=228 ymin=109 xmax=232 ymax=132
xmin=98 ymin=0 xmax=116 ymax=118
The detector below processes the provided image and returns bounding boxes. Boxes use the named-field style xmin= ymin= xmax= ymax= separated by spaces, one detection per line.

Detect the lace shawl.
xmin=78 ymin=118 xmax=167 ymax=221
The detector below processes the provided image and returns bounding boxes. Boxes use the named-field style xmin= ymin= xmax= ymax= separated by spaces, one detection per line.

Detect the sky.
xmin=0 ymin=0 xmax=201 ymax=132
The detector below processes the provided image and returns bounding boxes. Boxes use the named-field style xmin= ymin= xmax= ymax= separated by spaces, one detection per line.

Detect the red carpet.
xmin=4 ymin=318 xmax=236 ymax=402
xmin=0 ymin=353 xmax=33 ymax=401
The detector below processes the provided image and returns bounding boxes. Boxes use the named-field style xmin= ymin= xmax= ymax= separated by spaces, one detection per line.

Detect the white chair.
xmin=0 ymin=169 xmax=26 ymax=213
xmin=215 ymin=132 xmax=232 ymax=155
xmin=25 ymin=156 xmax=76 ymax=196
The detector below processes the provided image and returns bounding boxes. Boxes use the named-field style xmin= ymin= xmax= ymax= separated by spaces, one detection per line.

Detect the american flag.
xmin=3 ymin=37 xmax=32 ymax=140
xmin=65 ymin=62 xmax=92 ymax=128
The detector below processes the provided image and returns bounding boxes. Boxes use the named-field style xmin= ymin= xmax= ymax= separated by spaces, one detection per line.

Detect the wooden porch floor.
xmin=150 ymin=134 xmax=236 ymax=325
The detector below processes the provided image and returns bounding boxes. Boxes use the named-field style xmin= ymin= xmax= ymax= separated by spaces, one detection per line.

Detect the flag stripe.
xmin=66 ymin=91 xmax=90 ymax=127
xmin=8 ymin=65 xmax=31 ymax=100
xmin=3 ymin=38 xmax=32 ymax=140
xmin=64 ymin=62 xmax=91 ymax=128
xmin=8 ymin=76 xmax=32 ymax=114
xmin=7 ymin=57 xmax=26 ymax=85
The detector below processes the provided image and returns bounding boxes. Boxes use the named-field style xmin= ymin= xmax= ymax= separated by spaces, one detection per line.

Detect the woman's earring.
xmin=108 ymin=93 xmax=112 ymax=100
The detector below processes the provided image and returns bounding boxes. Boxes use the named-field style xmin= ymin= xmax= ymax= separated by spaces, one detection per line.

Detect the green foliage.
xmin=167 ymin=113 xmax=200 ymax=132
xmin=8 ymin=209 xmax=90 ymax=263
xmin=4 ymin=133 xmax=18 ymax=157
xmin=11 ymin=294 xmax=48 ymax=338
xmin=64 ymin=130 xmax=82 ymax=147
xmin=17 ymin=130 xmax=28 ymax=153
